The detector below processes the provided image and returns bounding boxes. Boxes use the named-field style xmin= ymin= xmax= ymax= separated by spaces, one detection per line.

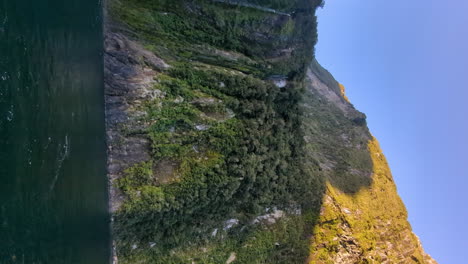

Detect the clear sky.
xmin=315 ymin=1 xmax=468 ymax=263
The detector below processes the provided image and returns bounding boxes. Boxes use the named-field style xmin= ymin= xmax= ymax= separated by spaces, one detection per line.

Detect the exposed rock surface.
xmin=105 ymin=30 xmax=168 ymax=213
xmin=226 ymin=252 xmax=237 ymax=264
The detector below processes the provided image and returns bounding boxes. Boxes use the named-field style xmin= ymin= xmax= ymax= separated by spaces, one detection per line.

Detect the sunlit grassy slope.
xmin=308 ymin=139 xmax=430 ymax=263
xmin=304 ymin=61 xmax=435 ymax=264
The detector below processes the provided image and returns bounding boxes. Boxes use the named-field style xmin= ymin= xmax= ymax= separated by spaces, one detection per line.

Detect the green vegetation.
xmin=108 ymin=0 xmax=328 ymax=260
xmin=114 ymin=58 xmax=324 ymax=260
xmin=121 ymin=213 xmax=318 ymax=264
xmin=110 ymin=0 xmax=321 ymax=76
xmin=109 ymin=0 xmax=324 ymax=260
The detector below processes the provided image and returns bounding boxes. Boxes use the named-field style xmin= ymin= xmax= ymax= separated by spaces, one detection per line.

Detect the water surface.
xmin=0 ymin=1 xmax=109 ymax=263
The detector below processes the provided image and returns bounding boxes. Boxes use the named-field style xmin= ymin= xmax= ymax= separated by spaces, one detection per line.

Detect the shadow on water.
xmin=0 ymin=0 xmax=110 ymax=263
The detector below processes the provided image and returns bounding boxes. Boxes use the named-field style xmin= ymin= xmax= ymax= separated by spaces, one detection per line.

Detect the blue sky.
xmin=315 ymin=1 xmax=468 ymax=263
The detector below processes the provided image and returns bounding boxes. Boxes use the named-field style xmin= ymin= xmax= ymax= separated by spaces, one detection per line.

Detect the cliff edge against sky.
xmin=103 ymin=0 xmax=436 ymax=263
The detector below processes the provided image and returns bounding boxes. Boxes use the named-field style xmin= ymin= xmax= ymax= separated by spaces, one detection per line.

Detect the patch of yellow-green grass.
xmin=308 ymin=138 xmax=426 ymax=263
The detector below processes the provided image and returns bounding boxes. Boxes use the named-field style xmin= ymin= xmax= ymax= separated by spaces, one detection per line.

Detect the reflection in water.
xmin=0 ymin=1 xmax=109 ymax=263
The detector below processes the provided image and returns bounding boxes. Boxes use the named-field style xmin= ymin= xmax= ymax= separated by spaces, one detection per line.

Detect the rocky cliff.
xmin=303 ymin=61 xmax=436 ymax=264
xmin=104 ymin=0 xmax=436 ymax=263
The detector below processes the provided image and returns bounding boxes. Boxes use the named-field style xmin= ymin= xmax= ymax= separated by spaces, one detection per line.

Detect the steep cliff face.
xmin=303 ymin=61 xmax=436 ymax=264
xmin=104 ymin=0 xmax=435 ymax=263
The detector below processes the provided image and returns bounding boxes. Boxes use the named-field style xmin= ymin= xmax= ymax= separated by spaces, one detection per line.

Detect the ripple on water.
xmin=0 ymin=1 xmax=110 ymax=263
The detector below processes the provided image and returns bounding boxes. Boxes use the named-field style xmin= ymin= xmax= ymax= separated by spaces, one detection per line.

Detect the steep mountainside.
xmin=303 ymin=61 xmax=436 ymax=264
xmin=104 ymin=0 xmax=436 ymax=263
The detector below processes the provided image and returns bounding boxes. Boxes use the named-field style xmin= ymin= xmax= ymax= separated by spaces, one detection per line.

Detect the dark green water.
xmin=0 ymin=1 xmax=110 ymax=263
